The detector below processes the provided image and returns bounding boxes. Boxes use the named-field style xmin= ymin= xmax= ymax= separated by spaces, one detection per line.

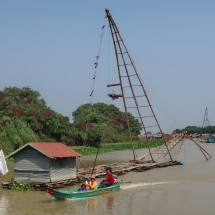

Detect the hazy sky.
xmin=0 ymin=1 xmax=214 ymax=133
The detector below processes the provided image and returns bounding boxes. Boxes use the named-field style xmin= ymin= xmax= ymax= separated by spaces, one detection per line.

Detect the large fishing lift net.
xmin=86 ymin=9 xmax=212 ymax=177
xmin=105 ymin=9 xmax=174 ymax=162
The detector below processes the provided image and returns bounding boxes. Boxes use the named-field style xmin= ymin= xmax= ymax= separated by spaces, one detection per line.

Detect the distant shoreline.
xmin=72 ymin=140 xmax=163 ymax=156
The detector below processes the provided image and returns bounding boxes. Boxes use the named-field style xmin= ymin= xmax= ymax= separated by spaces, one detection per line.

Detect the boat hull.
xmin=45 ymin=184 xmax=120 ymax=200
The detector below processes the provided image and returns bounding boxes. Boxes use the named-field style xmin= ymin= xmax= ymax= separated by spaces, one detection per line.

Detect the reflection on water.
xmin=0 ymin=194 xmax=9 ymax=215
xmin=83 ymin=197 xmax=98 ymax=214
xmin=1 ymin=141 xmax=215 ymax=214
xmin=107 ymin=195 xmax=114 ymax=212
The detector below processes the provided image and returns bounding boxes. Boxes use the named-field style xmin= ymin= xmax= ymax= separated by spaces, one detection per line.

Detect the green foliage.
xmin=0 ymin=116 xmax=39 ymax=154
xmin=72 ymin=103 xmax=142 ymax=146
xmin=72 ymin=103 xmax=92 ymax=121
xmin=72 ymin=140 xmax=163 ymax=155
xmin=42 ymin=113 xmax=70 ymax=141
xmin=173 ymin=126 xmax=215 ymax=134
xmin=60 ymin=125 xmax=92 ymax=146
xmin=86 ymin=124 xmax=103 ymax=147
xmin=72 ymin=146 xmax=97 ymax=155
xmin=0 ymin=87 xmax=71 ymax=138
xmin=202 ymin=126 xmax=215 ymax=134
xmin=10 ymin=178 xmax=35 ymax=191
xmin=0 ymin=87 xmax=72 ymax=154
xmin=0 ymin=87 xmax=142 ymax=154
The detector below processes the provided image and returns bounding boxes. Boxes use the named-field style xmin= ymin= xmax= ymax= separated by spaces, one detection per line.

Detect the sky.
xmin=0 ymin=0 xmax=215 ymax=133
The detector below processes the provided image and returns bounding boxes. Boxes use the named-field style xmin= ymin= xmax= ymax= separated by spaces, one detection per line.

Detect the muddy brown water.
xmin=1 ymin=139 xmax=215 ymax=215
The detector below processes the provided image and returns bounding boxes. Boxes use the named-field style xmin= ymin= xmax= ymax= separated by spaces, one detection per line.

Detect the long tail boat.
xmin=45 ymin=184 xmax=120 ymax=200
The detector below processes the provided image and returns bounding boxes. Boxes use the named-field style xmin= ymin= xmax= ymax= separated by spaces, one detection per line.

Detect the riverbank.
xmin=72 ymin=140 xmax=163 ymax=155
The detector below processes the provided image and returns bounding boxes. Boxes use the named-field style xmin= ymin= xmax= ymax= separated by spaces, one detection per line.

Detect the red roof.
xmin=7 ymin=142 xmax=80 ymax=159
xmin=29 ymin=142 xmax=80 ymax=158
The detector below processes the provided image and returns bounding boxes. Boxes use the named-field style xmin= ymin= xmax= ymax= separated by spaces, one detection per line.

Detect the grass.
xmin=72 ymin=140 xmax=163 ymax=156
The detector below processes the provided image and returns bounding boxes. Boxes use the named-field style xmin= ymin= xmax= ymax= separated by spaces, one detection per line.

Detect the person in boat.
xmin=113 ymin=174 xmax=118 ymax=184
xmin=77 ymin=183 xmax=87 ymax=191
xmin=100 ymin=167 xmax=116 ymax=187
xmin=85 ymin=177 xmax=91 ymax=185
xmin=85 ymin=177 xmax=91 ymax=190
xmin=89 ymin=175 xmax=98 ymax=190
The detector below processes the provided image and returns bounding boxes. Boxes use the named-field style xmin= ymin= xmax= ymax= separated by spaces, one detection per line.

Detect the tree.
xmin=0 ymin=87 xmax=143 ymax=153
xmin=72 ymin=103 xmax=142 ymax=145
xmin=0 ymin=116 xmax=39 ymax=154
xmin=0 ymin=87 xmax=73 ymax=153
xmin=173 ymin=126 xmax=215 ymax=134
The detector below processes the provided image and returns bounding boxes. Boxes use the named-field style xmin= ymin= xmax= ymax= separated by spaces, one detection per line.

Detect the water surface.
xmin=1 ymin=140 xmax=215 ymax=215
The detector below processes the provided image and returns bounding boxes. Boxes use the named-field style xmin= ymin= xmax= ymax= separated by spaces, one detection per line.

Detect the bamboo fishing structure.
xmin=86 ymin=9 xmax=212 ymax=179
xmin=2 ymin=10 xmax=212 ymax=191
xmin=105 ymin=9 xmax=173 ymax=162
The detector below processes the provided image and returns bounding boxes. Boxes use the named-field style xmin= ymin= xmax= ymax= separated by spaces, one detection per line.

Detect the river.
xmin=1 ymin=139 xmax=215 ymax=215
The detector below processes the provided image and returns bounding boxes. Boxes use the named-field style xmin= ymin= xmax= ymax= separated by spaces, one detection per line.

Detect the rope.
xmin=88 ymin=18 xmax=106 ymax=136
xmin=107 ymin=27 xmax=111 ymax=86
xmin=89 ymin=17 xmax=106 ymax=103
xmin=78 ymin=18 xmax=106 ymax=171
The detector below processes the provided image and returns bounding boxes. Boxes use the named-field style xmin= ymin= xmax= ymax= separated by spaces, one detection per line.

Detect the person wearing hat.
xmin=89 ymin=175 xmax=98 ymax=190
xmin=100 ymin=167 xmax=115 ymax=187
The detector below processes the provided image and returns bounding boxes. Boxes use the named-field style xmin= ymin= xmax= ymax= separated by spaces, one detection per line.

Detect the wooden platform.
xmin=77 ymin=160 xmax=183 ymax=179
xmin=1 ymin=160 xmax=182 ymax=190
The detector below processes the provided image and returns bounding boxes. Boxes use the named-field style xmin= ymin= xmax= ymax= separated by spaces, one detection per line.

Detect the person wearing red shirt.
xmin=100 ymin=167 xmax=115 ymax=187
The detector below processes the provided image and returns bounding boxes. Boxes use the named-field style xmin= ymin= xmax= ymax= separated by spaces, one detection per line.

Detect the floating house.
xmin=7 ymin=142 xmax=80 ymax=183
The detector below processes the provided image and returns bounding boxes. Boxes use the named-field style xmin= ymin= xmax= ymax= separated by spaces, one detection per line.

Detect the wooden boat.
xmin=45 ymin=184 xmax=120 ymax=200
